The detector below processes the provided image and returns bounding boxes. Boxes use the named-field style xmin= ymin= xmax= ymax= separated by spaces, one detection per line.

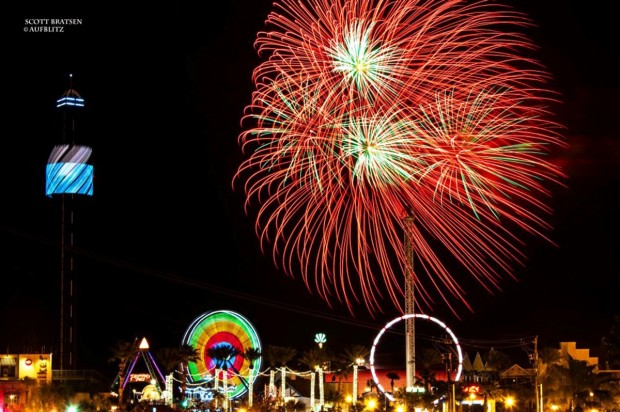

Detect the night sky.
xmin=1 ymin=0 xmax=619 ymax=379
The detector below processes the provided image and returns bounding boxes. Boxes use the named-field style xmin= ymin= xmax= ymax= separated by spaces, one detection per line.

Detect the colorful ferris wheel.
xmin=181 ymin=310 xmax=262 ymax=399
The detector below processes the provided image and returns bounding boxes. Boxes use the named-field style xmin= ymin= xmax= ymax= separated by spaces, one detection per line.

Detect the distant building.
xmin=559 ymin=341 xmax=599 ymax=370
xmin=0 ymin=353 xmax=52 ymax=412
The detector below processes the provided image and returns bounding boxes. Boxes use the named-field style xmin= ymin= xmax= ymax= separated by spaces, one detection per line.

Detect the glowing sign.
xmin=129 ymin=373 xmax=152 ymax=382
xmin=45 ymin=145 xmax=94 ymax=197
xmin=463 ymin=384 xmax=481 ymax=394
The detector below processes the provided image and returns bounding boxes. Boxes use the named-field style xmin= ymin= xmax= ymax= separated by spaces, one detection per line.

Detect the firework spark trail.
xmin=235 ymin=0 xmax=568 ymax=317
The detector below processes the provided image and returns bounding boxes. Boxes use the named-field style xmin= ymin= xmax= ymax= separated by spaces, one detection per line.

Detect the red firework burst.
xmin=234 ymin=0 xmax=568 ymax=317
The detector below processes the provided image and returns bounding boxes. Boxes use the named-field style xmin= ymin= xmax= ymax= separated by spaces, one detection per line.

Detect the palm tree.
xmin=155 ymin=347 xmax=184 ymax=403
xmin=332 ymin=361 xmax=349 ymax=394
xmin=541 ymin=355 xmax=600 ymax=411
xmin=263 ymin=345 xmax=297 ymax=403
xmin=298 ymin=347 xmax=330 ymax=410
xmin=415 ymin=348 xmax=443 ymax=394
xmin=538 ymin=346 xmax=562 ymax=377
xmin=329 ymin=360 xmax=349 ymax=412
xmin=341 ymin=345 xmax=370 ymax=404
xmin=341 ymin=345 xmax=370 ymax=366
xmin=156 ymin=347 xmax=182 ymax=375
xmin=243 ymin=347 xmax=262 ymax=369
xmin=326 ymin=389 xmax=345 ymax=410
xmin=206 ymin=344 xmax=241 ymax=409
xmin=178 ymin=343 xmax=200 ymax=404
xmin=532 ymin=346 xmax=562 ymax=410
xmin=386 ymin=372 xmax=400 ymax=395
xmin=108 ymin=339 xmax=138 ymax=410
xmin=206 ymin=345 xmax=240 ymax=371
xmin=241 ymin=347 xmax=262 ymax=408
xmin=484 ymin=347 xmax=513 ymax=384
xmin=543 ymin=362 xmax=572 ymax=411
xmin=564 ymin=356 xmax=600 ymax=407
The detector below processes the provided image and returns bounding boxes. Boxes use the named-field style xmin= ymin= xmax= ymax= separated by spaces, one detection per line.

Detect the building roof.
xmin=500 ymin=364 xmax=533 ymax=379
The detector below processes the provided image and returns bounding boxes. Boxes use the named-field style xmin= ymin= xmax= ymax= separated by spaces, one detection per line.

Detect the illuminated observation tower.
xmin=404 ymin=215 xmax=415 ymax=391
xmin=45 ymin=74 xmax=94 ymax=372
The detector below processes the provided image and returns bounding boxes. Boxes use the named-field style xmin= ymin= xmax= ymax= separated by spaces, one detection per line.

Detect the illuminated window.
xmin=0 ymin=356 xmax=17 ymax=378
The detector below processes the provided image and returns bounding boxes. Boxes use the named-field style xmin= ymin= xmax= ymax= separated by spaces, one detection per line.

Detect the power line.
xmin=1 ymin=224 xmax=542 ymax=350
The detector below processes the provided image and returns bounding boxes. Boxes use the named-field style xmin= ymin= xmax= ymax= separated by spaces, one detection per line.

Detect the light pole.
xmin=532 ymin=336 xmax=541 ymax=412
xmin=442 ymin=351 xmax=456 ymax=412
xmin=353 ymin=357 xmax=365 ymax=405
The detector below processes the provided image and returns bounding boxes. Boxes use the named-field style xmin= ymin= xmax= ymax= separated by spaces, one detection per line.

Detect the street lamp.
xmin=353 ymin=357 xmax=365 ymax=405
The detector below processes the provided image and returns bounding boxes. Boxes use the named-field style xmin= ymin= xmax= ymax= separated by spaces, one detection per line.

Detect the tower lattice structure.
xmin=404 ymin=215 xmax=415 ymax=389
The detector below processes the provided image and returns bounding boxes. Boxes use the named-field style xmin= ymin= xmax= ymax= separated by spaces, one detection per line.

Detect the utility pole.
xmin=533 ymin=336 xmax=541 ymax=412
xmin=442 ymin=344 xmax=456 ymax=412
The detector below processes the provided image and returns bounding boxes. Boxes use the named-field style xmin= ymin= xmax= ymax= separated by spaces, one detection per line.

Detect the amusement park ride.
xmin=117 ymin=310 xmax=262 ymax=407
xmin=117 ymin=337 xmax=169 ymax=404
